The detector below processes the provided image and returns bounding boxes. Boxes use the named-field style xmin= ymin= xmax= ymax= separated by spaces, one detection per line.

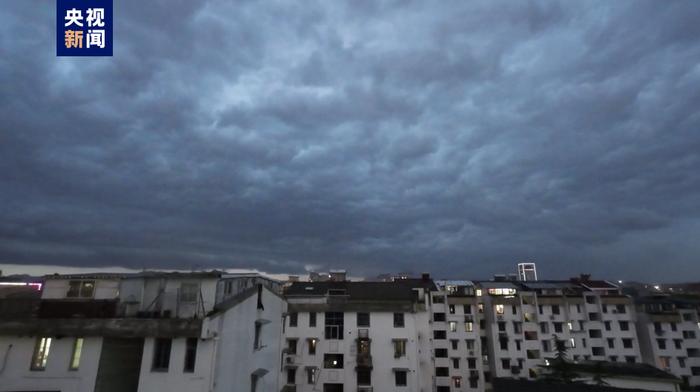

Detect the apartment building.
xmin=0 ymin=271 xmax=284 ymax=392
xmin=431 ymin=280 xmax=485 ymax=392
xmin=280 ymin=276 xmax=436 ymax=392
xmin=635 ymin=295 xmax=700 ymax=388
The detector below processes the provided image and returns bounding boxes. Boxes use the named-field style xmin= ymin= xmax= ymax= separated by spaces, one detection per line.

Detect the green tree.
xmin=539 ymin=334 xmax=580 ymax=383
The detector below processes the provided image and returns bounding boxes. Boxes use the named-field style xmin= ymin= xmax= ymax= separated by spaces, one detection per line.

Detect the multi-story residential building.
xmin=281 ymin=275 xmax=436 ymax=392
xmin=465 ymin=276 xmax=641 ymax=391
xmin=431 ymin=280 xmax=485 ymax=392
xmin=635 ymin=295 xmax=700 ymax=388
xmin=0 ymin=271 xmax=284 ymax=392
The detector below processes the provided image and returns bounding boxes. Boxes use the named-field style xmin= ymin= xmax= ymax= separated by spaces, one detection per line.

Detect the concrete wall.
xmin=137 ymin=337 xmax=212 ymax=392
xmin=208 ymin=286 xmax=285 ymax=392
xmin=0 ymin=336 xmax=103 ymax=392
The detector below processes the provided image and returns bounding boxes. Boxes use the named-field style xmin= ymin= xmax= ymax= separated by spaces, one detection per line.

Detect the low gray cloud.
xmin=1 ymin=0 xmax=699 ymax=281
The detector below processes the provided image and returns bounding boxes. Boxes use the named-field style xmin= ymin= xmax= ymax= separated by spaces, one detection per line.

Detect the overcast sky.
xmin=1 ymin=1 xmax=699 ymax=281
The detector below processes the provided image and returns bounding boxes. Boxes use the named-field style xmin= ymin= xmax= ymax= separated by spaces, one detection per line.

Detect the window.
xmin=323 ymin=354 xmax=343 ymax=369
xmin=287 ymin=338 xmax=298 ymax=355
xmin=394 ymin=313 xmax=405 ymax=327
xmin=308 ymin=338 xmax=317 ymax=355
xmin=657 ymin=339 xmax=666 ymax=350
xmin=607 ymin=338 xmax=615 ymax=349
xmin=433 ymin=295 xmax=445 ymax=303
xmin=289 ymin=312 xmax=298 ymax=327
xmin=452 ymin=358 xmax=460 ymax=369
xmin=434 ymin=330 xmax=447 ymax=340
xmin=325 ymin=312 xmax=344 ymax=339
xmin=435 ymin=348 xmax=448 ymax=358
xmin=450 ymin=339 xmax=458 ymax=350
xmin=436 ymin=367 xmax=449 ymax=377
xmin=616 ymin=304 xmax=626 ymax=314
xmin=683 ymin=330 xmax=696 ymax=339
xmin=512 ymin=305 xmax=517 ymax=315
xmin=357 ymin=369 xmax=371 ymax=385
xmin=465 ymin=321 xmax=474 ymax=332
xmin=501 ymin=358 xmax=510 ymax=369
xmin=674 ymin=339 xmax=682 ymax=349
xmin=604 ymin=321 xmax=611 ymax=331
xmin=692 ymin=367 xmax=700 ymax=376
xmin=619 ymin=321 xmax=629 ymax=331
xmin=552 ymin=305 xmax=560 ymax=315
xmin=449 ymin=321 xmax=457 ymax=332
xmin=434 ymin=313 xmax=446 ymax=322
xmin=498 ymin=322 xmax=506 ymax=332
xmin=152 ymin=338 xmax=172 ymax=371
xmin=30 ymin=337 xmax=52 ymax=371
xmin=495 ymin=304 xmax=504 ymax=314
xmin=69 ymin=337 xmax=83 ymax=370
xmin=589 ymin=329 xmax=602 ymax=338
xmin=659 ymin=356 xmax=671 ymax=369
xmin=357 ymin=312 xmax=370 ymax=327
xmin=679 ymin=358 xmax=686 ymax=368
xmin=67 ymin=280 xmax=95 ymax=298
xmin=592 ymin=347 xmax=605 ymax=356
xmin=478 ymin=303 xmax=484 ymax=313
xmin=309 ymin=312 xmax=317 ymax=327
xmin=184 ymin=337 xmax=197 ymax=372
xmin=254 ymin=321 xmax=263 ymax=350
xmin=569 ymin=338 xmax=576 ymax=348
xmin=466 ymin=339 xmax=475 ymax=350
xmin=180 ymin=283 xmax=199 ymax=302
xmin=453 ymin=376 xmax=462 ymax=388
xmin=449 ymin=304 xmax=456 ymax=314
xmin=499 ymin=338 xmax=508 ymax=350
xmin=464 ymin=305 xmax=472 ymax=314
xmin=393 ymin=339 xmax=407 ymax=358
xmin=622 ymin=338 xmax=633 ymax=349
xmin=251 ymin=373 xmax=259 ymax=392
xmin=306 ymin=367 xmax=317 ymax=384
xmin=467 ymin=358 xmax=476 ymax=369
xmin=395 ymin=370 xmax=407 ymax=386
xmin=287 ymin=368 xmax=296 ymax=384
xmin=553 ymin=322 xmax=563 ymax=333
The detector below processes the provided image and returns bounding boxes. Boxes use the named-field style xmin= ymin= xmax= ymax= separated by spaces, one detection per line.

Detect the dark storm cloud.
xmin=1 ymin=0 xmax=700 ymax=280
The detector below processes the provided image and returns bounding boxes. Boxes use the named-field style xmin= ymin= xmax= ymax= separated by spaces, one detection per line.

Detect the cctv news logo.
xmin=57 ymin=0 xmax=113 ymax=56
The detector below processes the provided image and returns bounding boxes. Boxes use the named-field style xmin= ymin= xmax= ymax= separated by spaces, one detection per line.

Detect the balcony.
xmin=356 ymin=354 xmax=373 ymax=368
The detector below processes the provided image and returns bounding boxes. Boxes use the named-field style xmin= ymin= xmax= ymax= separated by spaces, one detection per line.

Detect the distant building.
xmin=518 ymin=262 xmax=538 ymax=281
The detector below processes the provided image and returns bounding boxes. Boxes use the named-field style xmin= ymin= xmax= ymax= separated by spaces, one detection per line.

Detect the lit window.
xmin=393 ymin=339 xmax=407 ymax=358
xmin=449 ymin=321 xmax=457 ymax=332
xmin=496 ymin=304 xmax=505 ymax=314
xmin=569 ymin=338 xmax=576 ymax=348
xmin=453 ymin=376 xmax=462 ymax=388
xmin=31 ymin=337 xmax=52 ymax=371
xmin=69 ymin=338 xmax=83 ymax=370
xmin=465 ymin=322 xmax=474 ymax=332
xmin=308 ymin=338 xmax=317 ymax=355
xmin=476 ymin=289 xmax=482 ymax=297
xmin=306 ymin=367 xmax=317 ymax=384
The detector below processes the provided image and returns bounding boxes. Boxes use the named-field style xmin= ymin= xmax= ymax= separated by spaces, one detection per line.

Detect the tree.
xmin=539 ymin=334 xmax=580 ymax=383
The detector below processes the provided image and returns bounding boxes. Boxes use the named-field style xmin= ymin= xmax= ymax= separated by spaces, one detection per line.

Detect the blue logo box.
xmin=56 ymin=0 xmax=113 ymax=56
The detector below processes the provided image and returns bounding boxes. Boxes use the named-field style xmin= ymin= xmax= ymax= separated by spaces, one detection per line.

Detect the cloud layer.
xmin=1 ymin=0 xmax=699 ymax=280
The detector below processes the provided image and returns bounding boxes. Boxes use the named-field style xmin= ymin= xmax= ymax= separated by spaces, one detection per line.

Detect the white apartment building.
xmin=635 ymin=296 xmax=700 ymax=388
xmin=280 ymin=277 xmax=436 ymax=392
xmin=0 ymin=271 xmax=284 ymax=392
xmin=431 ymin=281 xmax=486 ymax=392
